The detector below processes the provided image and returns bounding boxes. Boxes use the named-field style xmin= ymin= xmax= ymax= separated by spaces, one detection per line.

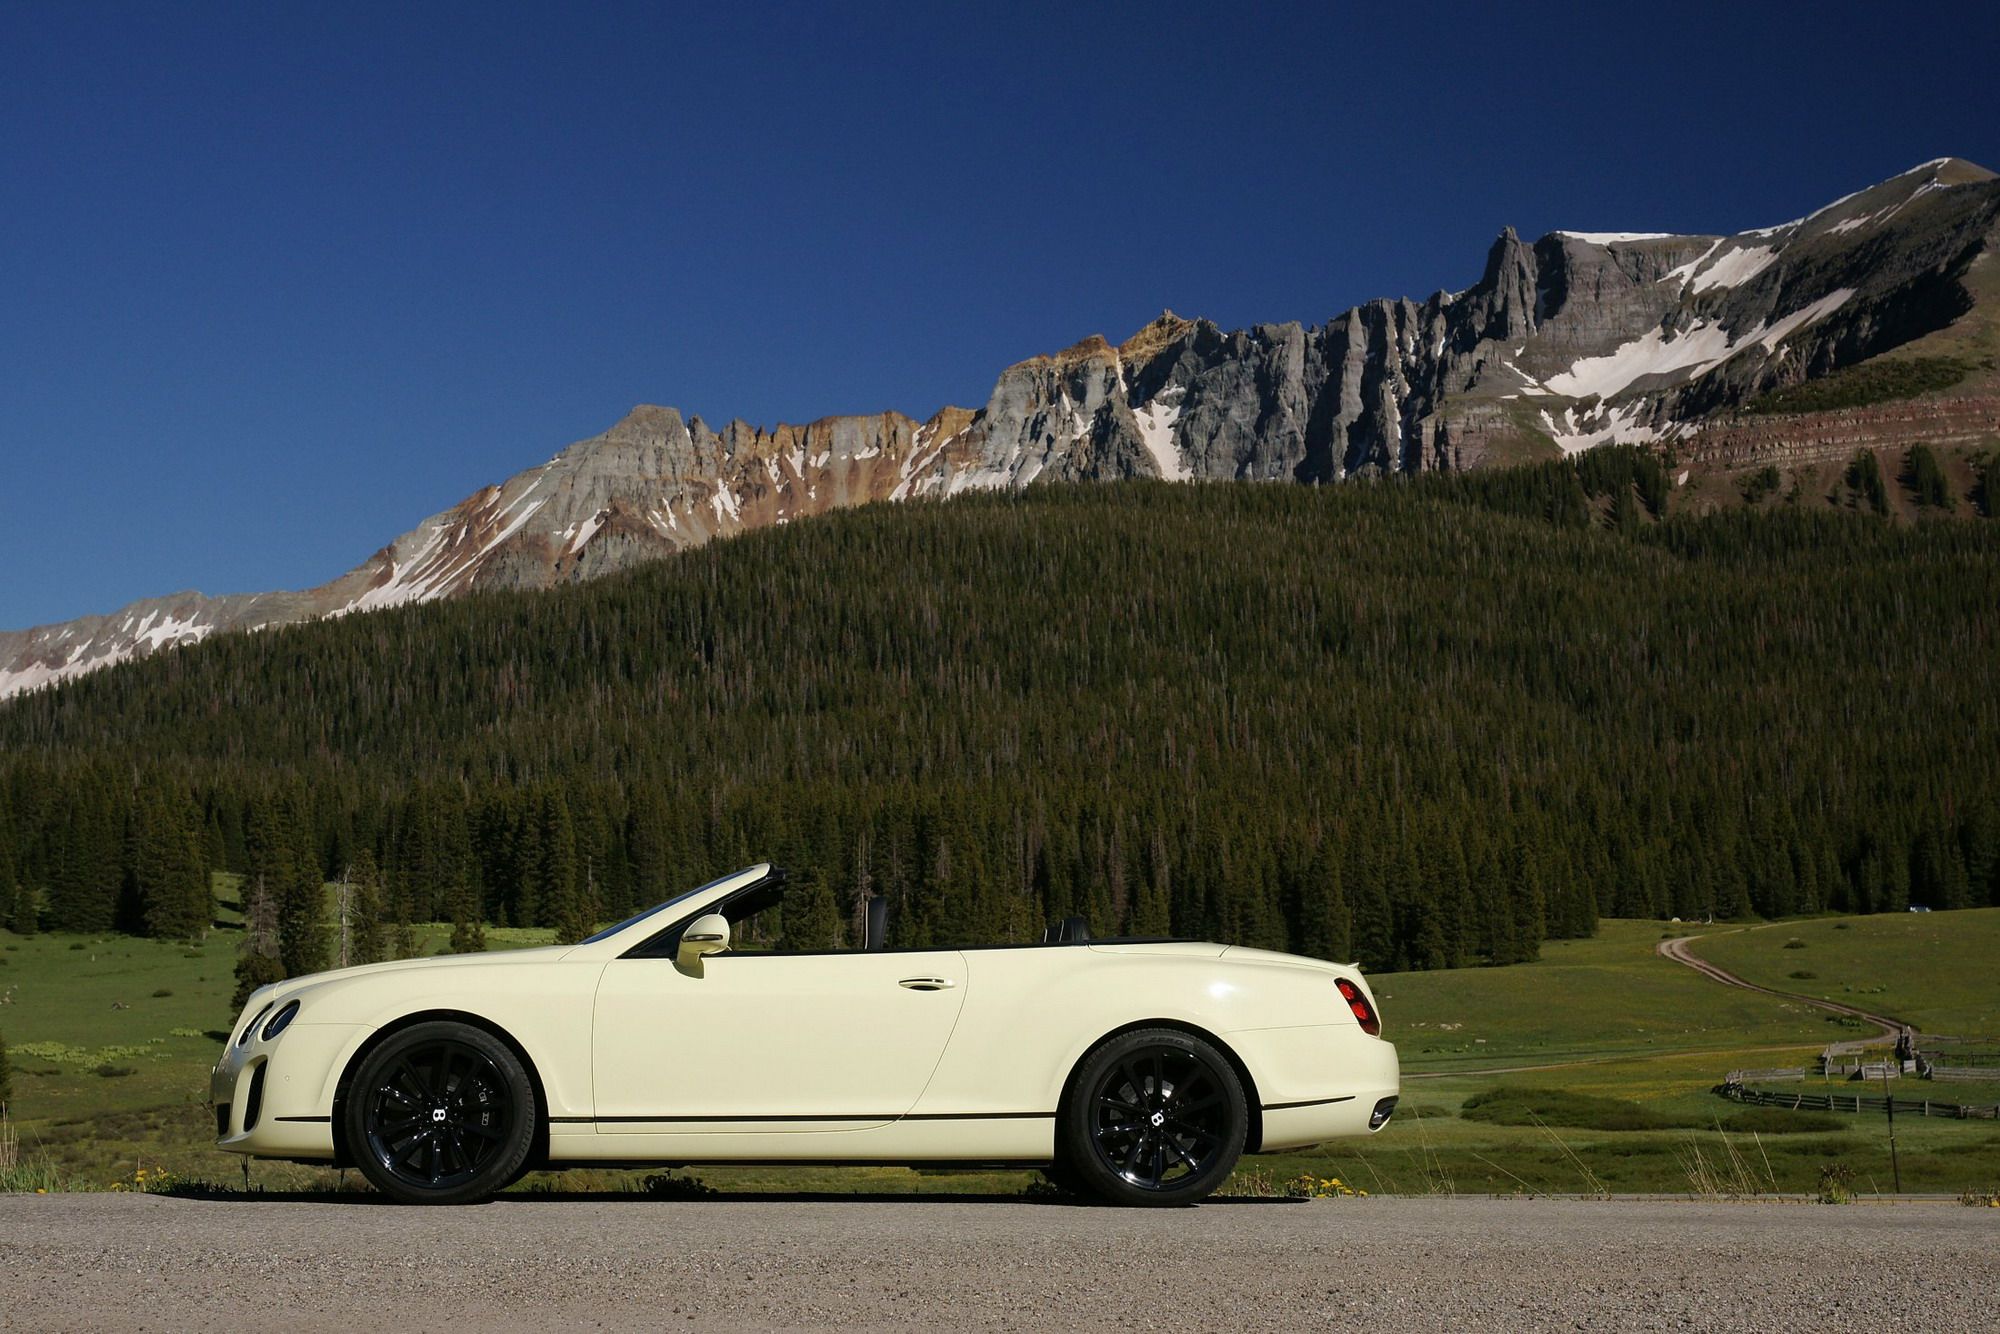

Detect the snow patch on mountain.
xmin=1555 ymin=231 xmax=1679 ymax=244
xmin=1689 ymin=244 xmax=1779 ymax=292
xmin=1545 ymin=290 xmax=1855 ymax=399
xmin=1133 ymin=388 xmax=1188 ymax=481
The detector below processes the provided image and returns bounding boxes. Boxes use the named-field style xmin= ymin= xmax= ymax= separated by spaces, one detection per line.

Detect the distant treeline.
xmin=1 ymin=449 xmax=1997 ymax=990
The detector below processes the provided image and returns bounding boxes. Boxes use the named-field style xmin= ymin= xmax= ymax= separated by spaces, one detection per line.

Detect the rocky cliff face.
xmin=5 ymin=159 xmax=1998 ymax=699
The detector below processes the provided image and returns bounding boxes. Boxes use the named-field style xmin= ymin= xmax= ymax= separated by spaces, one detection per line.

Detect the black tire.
xmin=343 ymin=1021 xmax=536 ymax=1205
xmin=1057 ymin=1028 xmax=1246 ymax=1207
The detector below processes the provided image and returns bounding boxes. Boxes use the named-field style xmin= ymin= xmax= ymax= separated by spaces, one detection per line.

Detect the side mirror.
xmin=676 ymin=913 xmax=731 ymax=975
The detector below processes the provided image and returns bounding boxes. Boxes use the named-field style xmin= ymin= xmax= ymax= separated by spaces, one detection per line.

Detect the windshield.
xmin=579 ymin=869 xmax=755 ymax=944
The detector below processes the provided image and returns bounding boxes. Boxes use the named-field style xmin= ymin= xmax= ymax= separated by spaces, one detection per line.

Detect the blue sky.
xmin=3 ymin=1 xmax=1997 ymax=629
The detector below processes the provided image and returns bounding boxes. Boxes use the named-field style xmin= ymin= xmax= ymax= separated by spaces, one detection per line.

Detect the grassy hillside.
xmin=1378 ymin=920 xmax=1829 ymax=1072
xmin=1690 ymin=909 xmax=2000 ymax=1035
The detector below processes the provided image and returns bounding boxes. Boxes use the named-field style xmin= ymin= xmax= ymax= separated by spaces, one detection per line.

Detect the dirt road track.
xmin=3 ymin=1194 xmax=1995 ymax=1331
xmin=1657 ymin=933 xmax=1908 ymax=1052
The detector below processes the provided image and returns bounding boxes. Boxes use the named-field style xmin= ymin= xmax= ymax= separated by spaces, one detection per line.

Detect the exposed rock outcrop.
xmin=6 ymin=159 xmax=1998 ymax=699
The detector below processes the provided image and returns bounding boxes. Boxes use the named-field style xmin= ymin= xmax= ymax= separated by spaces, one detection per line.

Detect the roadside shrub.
xmin=1462 ymin=1088 xmax=1674 ymax=1131
xmin=639 ymin=1171 xmax=716 ymax=1199
xmin=151 ymin=989 xmax=173 ymax=999
xmin=1816 ymin=1161 xmax=1856 ymax=1204
xmin=92 ymin=1064 xmax=135 ymax=1079
xmin=1285 ymin=1172 xmax=1363 ymax=1198
xmin=1783 ymin=938 xmax=1807 ymax=949
xmin=1714 ymin=1107 xmax=1840 ymax=1134
xmin=1789 ymin=970 xmax=1817 ymax=979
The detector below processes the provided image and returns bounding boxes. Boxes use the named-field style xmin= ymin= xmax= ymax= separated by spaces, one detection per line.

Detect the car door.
xmin=590 ymin=948 xmax=968 ymax=1130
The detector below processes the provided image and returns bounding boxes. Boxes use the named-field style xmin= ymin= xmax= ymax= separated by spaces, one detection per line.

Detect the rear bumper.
xmin=211 ymin=1022 xmax=366 ymax=1160
xmin=1226 ymin=1022 xmax=1400 ymax=1152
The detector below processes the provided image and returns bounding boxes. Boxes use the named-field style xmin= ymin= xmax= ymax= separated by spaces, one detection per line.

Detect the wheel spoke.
xmin=459 ymin=1116 xmax=506 ymax=1142
xmin=1086 ymin=1042 xmax=1237 ymax=1193
xmin=1166 ymin=1120 xmax=1217 ymax=1147
xmin=398 ymin=1061 xmax=434 ymax=1102
xmin=363 ymin=1039 xmax=517 ymax=1192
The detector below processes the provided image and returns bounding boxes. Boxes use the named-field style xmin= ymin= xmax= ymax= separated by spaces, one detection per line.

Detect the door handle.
xmin=898 ymin=977 xmax=956 ymax=991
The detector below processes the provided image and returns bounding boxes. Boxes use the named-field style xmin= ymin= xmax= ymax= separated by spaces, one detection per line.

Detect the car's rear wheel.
xmin=1058 ymin=1028 xmax=1246 ymax=1206
xmin=343 ymin=1021 xmax=536 ymax=1205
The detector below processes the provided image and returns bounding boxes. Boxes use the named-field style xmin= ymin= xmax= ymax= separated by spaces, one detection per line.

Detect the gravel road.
xmin=3 ymin=1193 xmax=1996 ymax=1330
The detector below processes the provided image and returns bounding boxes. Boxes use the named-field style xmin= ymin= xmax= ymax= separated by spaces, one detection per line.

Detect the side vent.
xmin=243 ymin=1062 xmax=268 ymax=1133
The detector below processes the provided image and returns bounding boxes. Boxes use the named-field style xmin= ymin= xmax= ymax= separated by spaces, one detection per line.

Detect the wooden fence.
xmin=1716 ymin=1083 xmax=2000 ymax=1120
xmin=1725 ymin=1067 xmax=1810 ymax=1083
xmin=1925 ymin=1066 xmax=2000 ymax=1084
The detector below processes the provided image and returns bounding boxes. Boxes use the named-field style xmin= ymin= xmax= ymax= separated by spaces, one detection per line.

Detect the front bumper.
xmin=211 ymin=1022 xmax=368 ymax=1160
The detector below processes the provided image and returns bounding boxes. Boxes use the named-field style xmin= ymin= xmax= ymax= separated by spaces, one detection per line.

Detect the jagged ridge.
xmin=4 ymin=158 xmax=1998 ymax=699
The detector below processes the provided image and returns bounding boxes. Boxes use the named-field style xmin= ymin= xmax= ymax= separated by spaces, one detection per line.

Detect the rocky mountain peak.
xmin=6 ymin=158 xmax=1998 ymax=700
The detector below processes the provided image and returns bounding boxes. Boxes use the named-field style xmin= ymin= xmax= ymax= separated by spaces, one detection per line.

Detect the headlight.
xmin=262 ymin=1000 xmax=300 ymax=1041
xmin=237 ymin=1003 xmax=274 ymax=1046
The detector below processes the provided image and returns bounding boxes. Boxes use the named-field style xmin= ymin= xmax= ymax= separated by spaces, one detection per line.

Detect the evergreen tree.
xmin=447 ymin=879 xmax=485 ymax=954
xmin=541 ymin=789 xmax=588 ymax=942
xmin=347 ymin=848 xmax=387 ymax=966
xmin=1346 ymin=839 xmax=1395 ymax=971
xmin=0 ymin=804 xmax=25 ymax=935
xmin=233 ymin=872 xmax=285 ymax=1008
xmin=1131 ymin=828 xmax=1174 ymax=939
xmin=781 ymin=868 xmax=842 ymax=951
xmin=49 ymin=770 xmax=118 ymax=934
xmin=136 ymin=792 xmax=209 ymax=942
xmin=276 ymin=792 xmax=327 ymax=978
xmin=386 ymin=858 xmax=420 ymax=960
xmin=1298 ymin=836 xmax=1351 ymax=963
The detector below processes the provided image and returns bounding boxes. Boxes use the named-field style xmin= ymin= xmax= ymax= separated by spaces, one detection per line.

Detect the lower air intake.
xmin=243 ymin=1063 xmax=267 ymax=1133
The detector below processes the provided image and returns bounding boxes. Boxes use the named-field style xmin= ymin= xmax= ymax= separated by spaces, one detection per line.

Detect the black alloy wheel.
xmin=1059 ymin=1028 xmax=1246 ymax=1206
xmin=344 ymin=1021 xmax=536 ymax=1205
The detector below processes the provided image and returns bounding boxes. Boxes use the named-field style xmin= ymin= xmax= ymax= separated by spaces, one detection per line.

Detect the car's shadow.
xmin=163 ymin=1187 xmax=1304 ymax=1208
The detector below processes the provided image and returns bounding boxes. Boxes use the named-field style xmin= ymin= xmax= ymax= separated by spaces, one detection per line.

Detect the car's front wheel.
xmin=343 ymin=1021 xmax=536 ymax=1205
xmin=1057 ymin=1028 xmax=1247 ymax=1206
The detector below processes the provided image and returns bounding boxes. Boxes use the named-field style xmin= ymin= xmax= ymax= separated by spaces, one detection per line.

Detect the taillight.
xmin=1336 ymin=978 xmax=1380 ymax=1036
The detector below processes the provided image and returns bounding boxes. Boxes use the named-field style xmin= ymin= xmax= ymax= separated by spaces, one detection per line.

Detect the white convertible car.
xmin=214 ymin=865 xmax=1399 ymax=1205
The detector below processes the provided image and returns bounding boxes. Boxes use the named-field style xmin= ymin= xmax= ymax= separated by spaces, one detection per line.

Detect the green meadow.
xmin=4 ymin=903 xmax=1998 ymax=1197
xmin=1692 ymin=913 xmax=2000 ymax=1036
